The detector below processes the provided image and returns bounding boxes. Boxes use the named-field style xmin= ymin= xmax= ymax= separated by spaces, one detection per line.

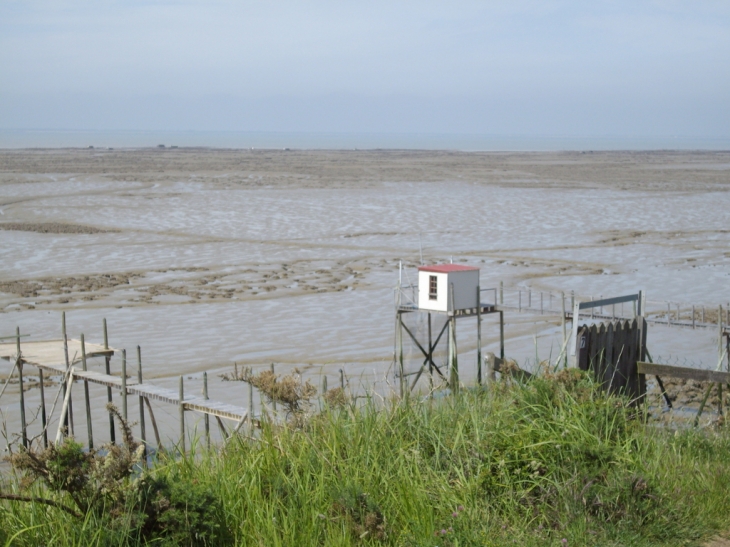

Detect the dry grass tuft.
xmin=239 ymin=366 xmax=317 ymax=416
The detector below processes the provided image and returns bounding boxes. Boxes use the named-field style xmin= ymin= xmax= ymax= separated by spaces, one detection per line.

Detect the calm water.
xmin=1 ymin=130 xmax=729 ymax=151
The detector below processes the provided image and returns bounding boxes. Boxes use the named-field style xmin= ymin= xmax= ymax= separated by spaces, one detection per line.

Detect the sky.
xmin=1 ymin=1 xmax=729 ymax=137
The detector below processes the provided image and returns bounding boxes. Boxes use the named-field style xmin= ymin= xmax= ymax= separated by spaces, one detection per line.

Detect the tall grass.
xmin=2 ymin=369 xmax=730 ymax=545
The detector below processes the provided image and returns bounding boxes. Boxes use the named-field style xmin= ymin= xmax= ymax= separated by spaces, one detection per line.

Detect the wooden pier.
xmin=0 ymin=339 xmax=248 ymax=421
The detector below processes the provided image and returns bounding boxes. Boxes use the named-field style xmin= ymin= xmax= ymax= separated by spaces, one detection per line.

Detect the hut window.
xmin=429 ymin=275 xmax=438 ymax=300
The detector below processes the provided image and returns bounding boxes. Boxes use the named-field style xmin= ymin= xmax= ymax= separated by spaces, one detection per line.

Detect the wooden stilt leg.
xmin=143 ymin=397 xmax=162 ymax=453
xmin=103 ymin=319 xmax=115 ymax=445
xmin=81 ymin=334 xmax=93 ymax=450
xmin=179 ymin=376 xmax=185 ymax=454
xmin=477 ymin=286 xmax=482 ymax=385
xmin=203 ymin=372 xmax=210 ymax=450
xmin=39 ymin=369 xmax=48 ymax=448
xmin=16 ymin=327 xmax=27 ymax=449
xmin=121 ymin=350 xmax=128 ymax=422
xmin=397 ymin=312 xmax=404 ymax=399
xmin=137 ymin=346 xmax=146 ymax=464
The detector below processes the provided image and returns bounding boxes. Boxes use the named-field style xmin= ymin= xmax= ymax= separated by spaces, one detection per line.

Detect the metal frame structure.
xmin=395 ymin=279 xmax=504 ymax=396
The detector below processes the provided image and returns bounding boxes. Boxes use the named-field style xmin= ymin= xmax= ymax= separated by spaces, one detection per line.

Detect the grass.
xmin=2 ymin=368 xmax=730 ymax=546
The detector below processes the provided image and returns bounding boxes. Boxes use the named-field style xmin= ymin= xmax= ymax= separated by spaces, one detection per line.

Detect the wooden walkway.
xmin=0 ymin=339 xmax=247 ymax=421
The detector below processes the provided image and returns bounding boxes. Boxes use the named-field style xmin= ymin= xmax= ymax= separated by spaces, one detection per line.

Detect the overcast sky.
xmin=2 ymin=1 xmax=729 ymax=136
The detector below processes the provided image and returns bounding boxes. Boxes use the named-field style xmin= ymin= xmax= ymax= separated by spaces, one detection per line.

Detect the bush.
xmin=2 ymin=404 xmax=226 ymax=546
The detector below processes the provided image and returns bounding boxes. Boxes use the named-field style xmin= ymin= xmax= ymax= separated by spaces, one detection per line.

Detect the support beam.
xmin=16 ymin=327 xmax=27 ymax=449
xmin=103 ymin=318 xmax=115 ymax=445
xmin=81 ymin=334 xmax=93 ymax=450
xmin=55 ymin=369 xmax=75 ymax=445
xmin=203 ymin=372 xmax=210 ymax=450
xmin=137 ymin=346 xmax=146 ymax=464
xmin=448 ymin=283 xmax=458 ymax=393
xmin=477 ymin=285 xmax=482 ymax=385
xmin=39 ymin=368 xmax=48 ymax=448
xmin=397 ymin=312 xmax=404 ymax=399
xmin=121 ymin=349 xmax=128 ymax=422
xmin=143 ymin=397 xmax=162 ymax=453
xmin=401 ymin=320 xmax=448 ymax=381
xmin=499 ymin=310 xmax=505 ymax=361
xmin=179 ymin=376 xmax=185 ymax=454
xmin=61 ymin=312 xmax=72 ymax=437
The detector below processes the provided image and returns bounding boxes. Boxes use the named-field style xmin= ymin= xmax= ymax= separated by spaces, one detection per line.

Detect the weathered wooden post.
xmin=561 ymin=292 xmax=568 ymax=368
xmin=39 ymin=368 xmax=48 ymax=448
xmin=518 ymin=290 xmax=521 ymax=312
xmin=121 ymin=349 xmax=128 ymax=422
xmin=61 ymin=312 xmax=74 ymax=437
xmin=528 ymin=289 xmax=532 ymax=309
xmin=81 ymin=334 xmax=93 ymax=450
xmin=203 ymin=372 xmax=210 ymax=449
xmin=667 ymin=302 xmax=671 ymax=326
xmin=476 ymin=285 xmax=482 ymax=385
xmin=340 ymin=368 xmax=345 ymax=391
xmin=499 ymin=281 xmax=503 ymax=305
xmin=499 ymin=310 xmax=505 ymax=360
xmin=144 ymin=398 xmax=162 ymax=453
xmin=397 ymin=311 xmax=404 ymax=399
xmin=540 ymin=292 xmax=543 ymax=314
xmin=692 ymin=305 xmax=696 ymax=329
xmin=56 ymin=369 xmax=75 ymax=445
xmin=103 ymin=318 xmax=115 ymax=444
xmin=702 ymin=306 xmax=706 ymax=324
xmin=248 ymin=381 xmax=254 ymax=435
xmin=427 ymin=313 xmax=434 ymax=395
xmin=16 ymin=327 xmax=27 ymax=449
xmin=270 ymin=363 xmax=277 ymax=412
xmin=449 ymin=283 xmax=458 ymax=393
xmin=137 ymin=346 xmax=146 ymax=463
xmin=720 ymin=305 xmax=725 ymax=366
xmin=179 ymin=376 xmax=185 ymax=454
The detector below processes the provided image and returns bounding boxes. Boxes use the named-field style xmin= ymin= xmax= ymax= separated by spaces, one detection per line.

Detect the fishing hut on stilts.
xmin=395 ymin=263 xmax=504 ymax=396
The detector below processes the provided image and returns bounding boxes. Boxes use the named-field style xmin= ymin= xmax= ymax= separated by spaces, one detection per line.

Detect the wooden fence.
xmin=576 ymin=317 xmax=647 ymax=401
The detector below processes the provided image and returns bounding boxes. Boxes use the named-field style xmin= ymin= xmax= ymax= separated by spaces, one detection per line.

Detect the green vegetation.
xmin=2 ymin=369 xmax=730 ymax=546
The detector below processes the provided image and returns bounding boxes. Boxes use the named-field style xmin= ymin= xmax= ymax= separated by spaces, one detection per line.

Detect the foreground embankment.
xmin=2 ymin=369 xmax=730 ymax=546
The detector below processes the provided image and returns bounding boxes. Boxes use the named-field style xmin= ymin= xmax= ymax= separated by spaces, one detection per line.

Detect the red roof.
xmin=418 ymin=264 xmax=479 ymax=273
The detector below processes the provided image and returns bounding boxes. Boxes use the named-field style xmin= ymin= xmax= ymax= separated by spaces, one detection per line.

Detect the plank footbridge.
xmin=0 ymin=339 xmax=247 ymax=422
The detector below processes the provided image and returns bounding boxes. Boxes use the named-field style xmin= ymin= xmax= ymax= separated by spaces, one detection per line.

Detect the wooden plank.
xmin=637 ymin=362 xmax=730 ymax=384
xmin=578 ymin=294 xmax=639 ymax=310
xmin=397 ymin=305 xmax=497 ymax=316
xmin=0 ymin=339 xmax=113 ymax=366
xmin=601 ymin=322 xmax=616 ymax=386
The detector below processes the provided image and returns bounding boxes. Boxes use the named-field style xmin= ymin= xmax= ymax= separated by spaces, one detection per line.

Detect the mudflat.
xmin=0 ymin=148 xmax=728 ymax=401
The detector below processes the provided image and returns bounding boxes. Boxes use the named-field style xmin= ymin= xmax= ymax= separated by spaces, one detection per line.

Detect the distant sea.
xmin=1 ymin=130 xmax=729 ymax=151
